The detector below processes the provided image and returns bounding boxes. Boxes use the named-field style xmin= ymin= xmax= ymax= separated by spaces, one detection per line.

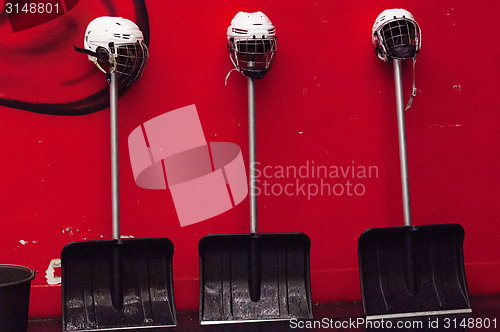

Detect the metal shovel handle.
xmin=110 ymin=71 xmax=120 ymax=240
xmin=393 ymin=59 xmax=412 ymax=227
xmin=109 ymin=71 xmax=125 ymax=310
xmin=394 ymin=59 xmax=417 ymax=296
xmin=248 ymin=77 xmax=258 ymax=235
xmin=247 ymin=77 xmax=262 ymax=302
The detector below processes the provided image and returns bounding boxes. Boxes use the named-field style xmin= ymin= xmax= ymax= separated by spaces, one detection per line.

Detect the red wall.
xmin=1 ymin=0 xmax=499 ymax=318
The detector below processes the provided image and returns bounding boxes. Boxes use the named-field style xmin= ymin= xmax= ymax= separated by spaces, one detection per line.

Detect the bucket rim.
xmin=0 ymin=264 xmax=36 ymax=288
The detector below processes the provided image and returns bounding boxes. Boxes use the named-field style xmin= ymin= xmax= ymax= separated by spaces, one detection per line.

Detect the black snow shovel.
xmin=61 ymin=47 xmax=177 ymax=329
xmin=198 ymin=76 xmax=312 ymax=324
xmin=357 ymin=57 xmax=472 ymax=321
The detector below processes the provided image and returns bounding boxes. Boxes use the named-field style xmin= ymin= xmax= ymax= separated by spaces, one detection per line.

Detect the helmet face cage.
xmin=375 ymin=18 xmax=420 ymax=61
xmin=112 ymin=41 xmax=149 ymax=85
xmin=372 ymin=9 xmax=421 ymax=62
xmin=229 ymin=36 xmax=277 ymax=79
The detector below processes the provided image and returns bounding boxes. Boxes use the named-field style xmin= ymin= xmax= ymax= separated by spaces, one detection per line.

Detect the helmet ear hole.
xmin=95 ymin=46 xmax=110 ymax=61
xmin=94 ymin=46 xmax=111 ymax=73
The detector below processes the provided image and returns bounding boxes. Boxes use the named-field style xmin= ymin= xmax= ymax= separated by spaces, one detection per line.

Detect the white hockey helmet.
xmin=75 ymin=16 xmax=149 ymax=85
xmin=227 ymin=11 xmax=277 ymax=79
xmin=372 ymin=9 xmax=421 ymax=61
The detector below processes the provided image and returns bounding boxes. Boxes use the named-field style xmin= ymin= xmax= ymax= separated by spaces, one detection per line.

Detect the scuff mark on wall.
xmin=45 ymin=259 xmax=61 ymax=285
xmin=18 ymin=239 xmax=38 ymax=247
xmin=63 ymin=227 xmax=74 ymax=236
xmin=429 ymin=124 xmax=462 ymax=129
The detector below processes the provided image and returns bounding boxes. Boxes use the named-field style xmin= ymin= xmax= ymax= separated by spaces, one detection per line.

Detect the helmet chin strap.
xmin=404 ymin=57 xmax=417 ymax=111
xmin=95 ymin=55 xmax=117 ymax=76
xmin=225 ymin=67 xmax=239 ymax=86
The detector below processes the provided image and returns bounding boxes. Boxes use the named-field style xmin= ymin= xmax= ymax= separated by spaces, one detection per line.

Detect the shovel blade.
xmin=198 ymin=233 xmax=312 ymax=324
xmin=61 ymin=238 xmax=177 ymax=331
xmin=358 ymin=224 xmax=471 ymax=319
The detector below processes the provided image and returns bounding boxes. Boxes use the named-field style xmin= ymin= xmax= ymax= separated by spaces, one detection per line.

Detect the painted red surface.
xmin=1 ymin=0 xmax=499 ymax=318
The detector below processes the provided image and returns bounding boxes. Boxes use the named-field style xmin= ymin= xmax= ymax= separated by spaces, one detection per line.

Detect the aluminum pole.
xmin=110 ymin=71 xmax=120 ymax=240
xmin=248 ymin=77 xmax=258 ymax=235
xmin=393 ymin=59 xmax=412 ymax=227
